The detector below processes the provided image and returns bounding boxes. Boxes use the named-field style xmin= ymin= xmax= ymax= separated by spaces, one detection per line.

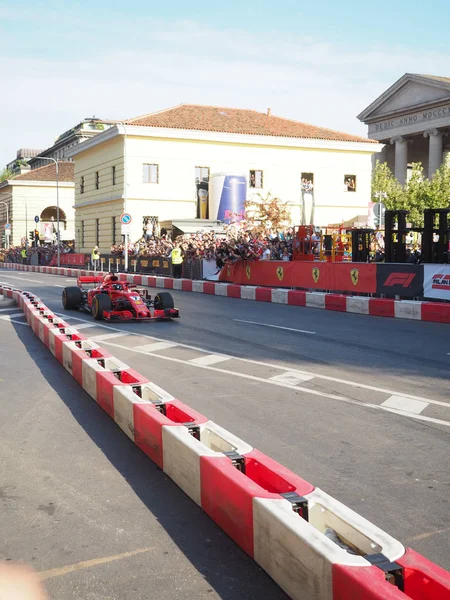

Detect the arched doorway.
xmin=40 ymin=206 xmax=67 ymax=224
xmin=40 ymin=206 xmax=67 ymax=243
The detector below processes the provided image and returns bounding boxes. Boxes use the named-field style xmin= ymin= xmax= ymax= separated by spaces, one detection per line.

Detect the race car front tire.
xmin=154 ymin=292 xmax=174 ymax=310
xmin=93 ymin=293 xmax=112 ymax=320
xmin=62 ymin=287 xmax=83 ymax=310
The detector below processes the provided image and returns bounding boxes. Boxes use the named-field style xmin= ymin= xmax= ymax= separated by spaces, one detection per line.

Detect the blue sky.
xmin=1 ymin=0 xmax=450 ymax=168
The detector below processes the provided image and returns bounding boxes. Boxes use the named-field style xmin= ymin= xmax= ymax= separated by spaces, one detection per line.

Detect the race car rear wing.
xmin=77 ymin=275 xmax=104 ymax=286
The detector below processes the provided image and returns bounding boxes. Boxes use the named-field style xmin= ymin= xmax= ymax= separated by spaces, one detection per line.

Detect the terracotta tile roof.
xmin=12 ymin=161 xmax=74 ymax=182
xmin=126 ymin=104 xmax=376 ymax=143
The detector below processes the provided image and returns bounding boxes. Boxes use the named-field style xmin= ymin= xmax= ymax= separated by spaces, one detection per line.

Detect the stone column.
xmin=390 ymin=136 xmax=408 ymax=185
xmin=424 ymin=129 xmax=443 ymax=178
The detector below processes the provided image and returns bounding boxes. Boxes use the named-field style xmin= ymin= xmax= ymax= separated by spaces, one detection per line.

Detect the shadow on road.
xmin=10 ymin=318 xmax=287 ymax=600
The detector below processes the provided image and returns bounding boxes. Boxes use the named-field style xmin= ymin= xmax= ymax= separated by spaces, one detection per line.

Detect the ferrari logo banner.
xmin=245 ymin=265 xmax=251 ymax=280
xmin=312 ymin=267 xmax=320 ymax=284
xmin=276 ymin=267 xmax=284 ymax=281
xmin=350 ymin=269 xmax=359 ymax=286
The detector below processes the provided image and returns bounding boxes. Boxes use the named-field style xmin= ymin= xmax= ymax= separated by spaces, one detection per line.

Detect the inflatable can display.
xmin=209 ymin=173 xmax=247 ymax=222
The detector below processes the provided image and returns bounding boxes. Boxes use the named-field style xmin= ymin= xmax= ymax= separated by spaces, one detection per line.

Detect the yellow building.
xmin=0 ymin=163 xmax=75 ymax=248
xmin=68 ymin=104 xmax=383 ymax=253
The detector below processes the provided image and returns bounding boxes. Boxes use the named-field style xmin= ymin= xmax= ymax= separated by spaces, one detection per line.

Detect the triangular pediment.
xmin=358 ymin=74 xmax=450 ymax=122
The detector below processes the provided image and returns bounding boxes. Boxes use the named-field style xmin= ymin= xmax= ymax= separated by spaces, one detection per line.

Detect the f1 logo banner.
xmin=424 ymin=264 xmax=450 ymax=300
xmin=376 ymin=264 xmax=424 ymax=298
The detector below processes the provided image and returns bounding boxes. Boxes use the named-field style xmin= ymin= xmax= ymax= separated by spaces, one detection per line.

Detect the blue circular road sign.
xmin=120 ymin=213 xmax=132 ymax=225
xmin=34 ymin=215 xmax=40 ymax=223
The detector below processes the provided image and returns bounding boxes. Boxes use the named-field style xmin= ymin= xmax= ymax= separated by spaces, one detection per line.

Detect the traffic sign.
xmin=374 ymin=202 xmax=386 ymax=228
xmin=5 ymin=229 xmax=10 ymax=236
xmin=34 ymin=215 xmax=40 ymax=223
xmin=120 ymin=213 xmax=132 ymax=225
xmin=4 ymin=223 xmax=11 ymax=229
xmin=121 ymin=224 xmax=132 ymax=235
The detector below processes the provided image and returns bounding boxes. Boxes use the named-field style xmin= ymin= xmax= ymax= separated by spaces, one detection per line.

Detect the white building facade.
xmin=69 ymin=105 xmax=382 ymax=253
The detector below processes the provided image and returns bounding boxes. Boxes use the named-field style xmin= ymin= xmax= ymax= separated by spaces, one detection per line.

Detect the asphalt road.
xmin=0 ymin=268 xmax=449 ymax=599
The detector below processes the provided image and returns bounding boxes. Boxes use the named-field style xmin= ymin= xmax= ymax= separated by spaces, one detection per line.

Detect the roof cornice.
xmin=68 ymin=123 xmax=381 ymax=156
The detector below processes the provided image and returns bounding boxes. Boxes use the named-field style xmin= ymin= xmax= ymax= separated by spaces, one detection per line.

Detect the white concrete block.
xmin=113 ymin=386 xmax=151 ymax=441
xmin=192 ymin=281 xmax=204 ymax=293
xmin=346 ymin=296 xmax=370 ymax=315
xmin=241 ymin=286 xmax=256 ymax=300
xmin=81 ymin=358 xmax=105 ymax=400
xmin=271 ymin=288 xmax=289 ymax=304
xmin=155 ymin=277 xmax=165 ymax=288
xmin=394 ymin=300 xmax=422 ymax=320
xmin=306 ymin=292 xmax=326 ymax=309
xmin=172 ymin=278 xmax=183 ymax=290
xmin=214 ymin=283 xmax=229 ymax=296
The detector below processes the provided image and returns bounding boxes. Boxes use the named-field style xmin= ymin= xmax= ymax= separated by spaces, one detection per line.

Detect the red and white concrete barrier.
xmin=1 ymin=281 xmax=449 ymax=600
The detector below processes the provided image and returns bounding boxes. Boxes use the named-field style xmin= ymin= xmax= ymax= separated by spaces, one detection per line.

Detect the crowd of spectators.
xmin=109 ymin=224 xmax=296 ymax=266
xmin=0 ymin=241 xmax=75 ymax=264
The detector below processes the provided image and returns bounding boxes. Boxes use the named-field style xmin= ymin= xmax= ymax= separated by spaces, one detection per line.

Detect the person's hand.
xmin=0 ymin=563 xmax=47 ymax=599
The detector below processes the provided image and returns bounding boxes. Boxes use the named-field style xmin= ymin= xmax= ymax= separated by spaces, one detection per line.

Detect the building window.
xmin=81 ymin=220 xmax=85 ymax=246
xmin=95 ymin=171 xmax=99 ymax=189
xmin=344 ymin=175 xmax=356 ymax=192
xmin=112 ymin=216 xmax=116 ymax=243
xmin=80 ymin=176 xmax=85 ymax=194
xmin=301 ymin=173 xmax=314 ymax=193
xmin=112 ymin=166 xmax=116 ymax=185
xmin=195 ymin=166 xmax=210 ymax=184
xmin=249 ymin=169 xmax=263 ymax=188
xmin=96 ymin=218 xmax=100 ymax=246
xmin=143 ymin=163 xmax=159 ymax=183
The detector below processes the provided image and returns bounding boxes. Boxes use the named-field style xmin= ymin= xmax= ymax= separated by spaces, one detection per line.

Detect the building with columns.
xmin=358 ymin=73 xmax=450 ymax=184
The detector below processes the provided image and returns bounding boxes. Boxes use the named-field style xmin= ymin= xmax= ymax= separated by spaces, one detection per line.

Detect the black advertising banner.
xmin=376 ymin=264 xmax=424 ymax=298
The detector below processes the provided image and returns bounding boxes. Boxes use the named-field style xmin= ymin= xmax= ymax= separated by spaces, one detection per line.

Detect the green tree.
xmin=0 ymin=168 xmax=14 ymax=182
xmin=371 ymin=160 xmax=404 ymax=211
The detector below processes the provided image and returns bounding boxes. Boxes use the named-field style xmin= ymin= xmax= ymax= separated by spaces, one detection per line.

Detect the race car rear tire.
xmin=154 ymin=292 xmax=174 ymax=310
xmin=62 ymin=286 xmax=83 ymax=310
xmin=93 ymin=293 xmax=112 ymax=320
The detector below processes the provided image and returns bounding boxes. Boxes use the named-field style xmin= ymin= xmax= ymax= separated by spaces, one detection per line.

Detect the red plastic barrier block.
xmin=398 ymin=548 xmax=450 ymax=600
xmin=146 ymin=276 xmax=156 ymax=287
xmin=200 ymin=449 xmax=314 ymax=558
xmin=72 ymin=348 xmax=113 ymax=386
xmin=287 ymin=290 xmax=307 ymax=306
xmin=325 ymin=293 xmax=347 ymax=312
xmin=133 ymin=275 xmax=142 ymax=285
xmin=421 ymin=302 xmax=450 ymax=324
xmin=333 ymin=564 xmax=405 ymax=599
xmin=369 ymin=298 xmax=395 ymax=317
xmin=164 ymin=278 xmax=174 ymax=289
xmin=133 ymin=399 xmax=208 ymax=468
xmin=181 ymin=279 xmax=192 ymax=291
xmin=201 ymin=282 xmax=214 ymax=294
xmin=227 ymin=284 xmax=241 ymax=298
xmin=255 ymin=287 xmax=272 ymax=302
xmin=96 ymin=369 xmax=149 ymax=418
xmin=118 ymin=273 xmax=127 ymax=282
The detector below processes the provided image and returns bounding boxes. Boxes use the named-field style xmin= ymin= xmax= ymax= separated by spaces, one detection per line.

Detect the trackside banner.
xmin=375 ymin=264 xmax=424 ymax=298
xmin=424 ymin=265 xmax=450 ymax=300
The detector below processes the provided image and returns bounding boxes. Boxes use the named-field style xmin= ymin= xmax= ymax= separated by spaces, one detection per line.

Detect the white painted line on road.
xmin=270 ymin=372 xmax=315 ymax=385
xmin=0 ymin=307 xmax=20 ymax=312
xmin=69 ymin=322 xmax=100 ymax=330
xmin=381 ymin=395 xmax=429 ymax=415
xmin=93 ymin=338 xmax=450 ymax=429
xmin=52 ymin=312 xmax=449 ymax=409
xmin=189 ymin=354 xmax=232 ymax=366
xmin=0 ymin=316 xmax=29 ymax=326
xmin=54 ymin=285 xmax=65 ymax=288
xmin=90 ymin=332 xmax=130 ymax=342
xmin=134 ymin=341 xmax=178 ymax=352
xmin=0 ymin=312 xmax=25 ymax=320
xmin=233 ymin=319 xmax=316 ymax=335
xmin=0 ymin=274 xmax=44 ymax=283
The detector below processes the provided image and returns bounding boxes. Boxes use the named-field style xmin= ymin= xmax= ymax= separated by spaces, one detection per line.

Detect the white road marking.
xmin=0 ymin=312 xmax=25 ymax=320
xmin=134 ymin=341 xmax=178 ymax=352
xmin=92 ymin=338 xmax=450 ymax=429
xmin=68 ymin=322 xmax=100 ymax=330
xmin=189 ymin=354 xmax=231 ymax=366
xmin=54 ymin=285 xmax=65 ymax=288
xmin=90 ymin=332 xmax=130 ymax=342
xmin=0 ymin=316 xmax=29 ymax=326
xmin=0 ymin=307 xmax=19 ymax=313
xmin=270 ymin=372 xmax=315 ymax=385
xmin=0 ymin=274 xmax=44 ymax=283
xmin=233 ymin=319 xmax=316 ymax=335
xmin=381 ymin=395 xmax=429 ymax=415
xmin=52 ymin=312 xmax=449 ymax=409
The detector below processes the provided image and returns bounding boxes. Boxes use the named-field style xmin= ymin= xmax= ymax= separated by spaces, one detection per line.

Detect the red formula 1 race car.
xmin=61 ymin=275 xmax=179 ymax=321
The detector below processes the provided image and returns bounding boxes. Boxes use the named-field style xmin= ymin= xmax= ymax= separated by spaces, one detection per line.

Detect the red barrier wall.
xmin=219 ymin=261 xmax=377 ymax=294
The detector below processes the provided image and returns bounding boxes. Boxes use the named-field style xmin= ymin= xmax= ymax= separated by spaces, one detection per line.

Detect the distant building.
xmin=6 ymin=149 xmax=44 ymax=175
xmin=358 ymin=73 xmax=450 ymax=184
xmin=0 ymin=162 xmax=74 ymax=248
xmin=28 ymin=117 xmax=118 ymax=170
xmin=68 ymin=103 xmax=382 ymax=253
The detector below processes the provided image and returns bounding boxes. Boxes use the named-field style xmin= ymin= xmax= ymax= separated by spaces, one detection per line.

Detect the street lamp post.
xmin=118 ymin=123 xmax=129 ymax=272
xmin=36 ymin=156 xmax=60 ymax=267
xmin=0 ymin=201 xmax=9 ymax=249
